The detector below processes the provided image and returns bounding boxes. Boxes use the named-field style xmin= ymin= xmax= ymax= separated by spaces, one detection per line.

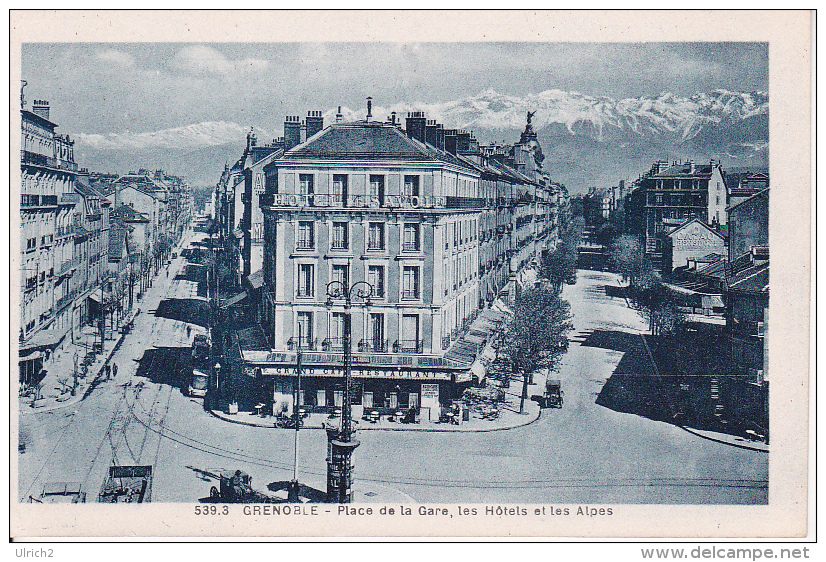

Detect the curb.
xmin=209 ymin=407 xmax=542 ymax=433
xmin=680 ymin=425 xmax=769 ymax=453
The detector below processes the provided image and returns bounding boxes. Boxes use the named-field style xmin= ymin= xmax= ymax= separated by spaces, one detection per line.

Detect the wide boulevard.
xmin=18 ymin=237 xmax=768 ymax=505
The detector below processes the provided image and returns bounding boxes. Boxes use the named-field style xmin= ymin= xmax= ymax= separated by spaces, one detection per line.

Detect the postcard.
xmin=9 ymin=10 xmax=812 ymax=539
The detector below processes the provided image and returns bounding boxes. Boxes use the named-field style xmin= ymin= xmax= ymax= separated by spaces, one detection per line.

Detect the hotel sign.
xmin=266 ymin=193 xmax=447 ymax=209
xmin=247 ymin=350 xmax=463 ymax=369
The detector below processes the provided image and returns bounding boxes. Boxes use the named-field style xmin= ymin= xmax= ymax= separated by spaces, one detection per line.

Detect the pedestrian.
xmin=113 ymin=363 xmax=118 ymax=379
xmin=186 ymin=326 xmax=191 ymax=338
xmin=105 ymin=364 xmax=111 ymax=380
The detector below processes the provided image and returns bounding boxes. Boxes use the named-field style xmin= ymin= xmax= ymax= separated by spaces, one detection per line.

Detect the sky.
xmin=20 ymin=42 xmax=768 ymax=185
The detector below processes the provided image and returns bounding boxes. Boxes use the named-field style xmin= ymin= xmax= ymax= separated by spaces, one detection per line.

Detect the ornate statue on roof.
xmin=519 ymin=110 xmax=544 ymax=167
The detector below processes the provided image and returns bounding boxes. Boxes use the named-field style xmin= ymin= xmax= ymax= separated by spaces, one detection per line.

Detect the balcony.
xmin=394 ymin=339 xmax=424 ymax=354
xmin=321 ymin=337 xmax=345 ymax=352
xmin=358 ymin=339 xmax=388 ymax=353
xmin=287 ymin=337 xmax=317 ymax=351
xmin=400 ymin=289 xmax=420 ymax=300
xmin=21 ymin=151 xmax=78 ymax=172
xmin=401 ymin=242 xmax=420 ymax=252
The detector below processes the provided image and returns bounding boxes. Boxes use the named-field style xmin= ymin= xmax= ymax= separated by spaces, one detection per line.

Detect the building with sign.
xmin=214 ymin=108 xmax=559 ymax=415
xmin=254 ymin=116 xmax=487 ymax=413
xmin=624 ymin=160 xmax=725 ymax=270
xmin=662 ymin=218 xmax=727 ymax=274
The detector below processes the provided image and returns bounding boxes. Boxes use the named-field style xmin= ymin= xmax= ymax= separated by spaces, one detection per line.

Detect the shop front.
xmin=244 ymin=349 xmax=469 ymax=419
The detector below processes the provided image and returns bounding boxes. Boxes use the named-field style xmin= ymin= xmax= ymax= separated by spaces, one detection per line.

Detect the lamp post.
xmin=211 ymin=361 xmax=222 ymax=411
xmin=287 ymin=324 xmax=303 ymax=503
xmin=324 ymin=280 xmax=373 ymax=503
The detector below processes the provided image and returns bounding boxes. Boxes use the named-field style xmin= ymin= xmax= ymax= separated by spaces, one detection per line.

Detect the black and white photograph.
xmin=10 ymin=10 xmax=811 ymax=540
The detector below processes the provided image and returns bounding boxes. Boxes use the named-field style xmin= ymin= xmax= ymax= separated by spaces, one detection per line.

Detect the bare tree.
xmin=498 ymin=287 xmax=572 ymax=413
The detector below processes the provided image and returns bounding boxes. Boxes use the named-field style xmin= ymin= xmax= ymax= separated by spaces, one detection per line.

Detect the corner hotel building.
xmin=242 ymin=111 xmax=556 ymax=415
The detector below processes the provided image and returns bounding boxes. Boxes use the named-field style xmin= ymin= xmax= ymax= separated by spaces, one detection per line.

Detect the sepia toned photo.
xmin=10 ymin=10 xmax=811 ymax=539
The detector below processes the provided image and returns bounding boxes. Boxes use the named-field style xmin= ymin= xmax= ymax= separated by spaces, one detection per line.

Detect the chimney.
xmin=405 ymin=111 xmax=427 ymax=143
xmin=444 ymin=129 xmax=458 ymax=155
xmin=336 ymin=106 xmax=343 ymax=124
xmin=436 ymin=124 xmax=446 ymax=151
xmin=32 ymin=99 xmax=50 ymax=121
xmin=457 ymin=130 xmax=471 ymax=152
xmin=390 ymin=111 xmax=397 ymax=126
xmin=366 ymin=97 xmax=373 ymax=122
xmin=425 ymin=120 xmax=437 ymax=147
xmin=284 ymin=115 xmax=302 ymax=151
xmin=306 ymin=110 xmax=324 ymax=138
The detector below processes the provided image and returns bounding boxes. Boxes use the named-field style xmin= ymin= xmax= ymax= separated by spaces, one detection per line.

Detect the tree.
xmin=610 ymin=234 xmax=645 ymax=285
xmin=498 ymin=287 xmax=573 ymax=413
xmin=540 ymin=215 xmax=584 ymax=293
xmin=634 ymin=282 xmax=685 ymax=336
xmin=539 ymin=243 xmax=576 ymax=294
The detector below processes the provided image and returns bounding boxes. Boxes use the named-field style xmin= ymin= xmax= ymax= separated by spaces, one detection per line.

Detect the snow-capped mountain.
xmin=73 ymin=89 xmax=768 ymax=191
xmin=343 ymin=88 xmax=767 ymax=146
xmin=76 ymin=121 xmax=272 ymax=151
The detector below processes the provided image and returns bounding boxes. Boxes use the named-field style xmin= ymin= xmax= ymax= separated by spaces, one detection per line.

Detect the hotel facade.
xmin=229 ymin=110 xmax=558 ymax=416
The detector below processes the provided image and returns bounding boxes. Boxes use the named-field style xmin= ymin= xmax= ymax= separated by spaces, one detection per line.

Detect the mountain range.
xmin=72 ymin=89 xmax=768 ymax=193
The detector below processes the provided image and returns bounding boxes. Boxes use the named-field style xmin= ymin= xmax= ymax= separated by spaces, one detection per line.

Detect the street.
xmin=18 ymin=260 xmax=768 ymax=505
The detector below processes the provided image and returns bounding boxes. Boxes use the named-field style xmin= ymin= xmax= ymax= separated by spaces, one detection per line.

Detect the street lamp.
xmin=213 ymin=362 xmax=221 ymax=404
xmin=287 ymin=324 xmax=303 ymax=503
xmin=324 ymin=280 xmax=373 ymax=503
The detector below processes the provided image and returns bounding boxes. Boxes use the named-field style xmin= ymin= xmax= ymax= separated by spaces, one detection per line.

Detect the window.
xmin=400 ymin=314 xmax=420 ymax=352
xmin=362 ymin=391 xmax=373 ymax=408
xmin=332 ymin=264 xmax=349 ymax=288
xmin=402 ymin=223 xmax=420 ymax=251
xmin=331 ymin=221 xmax=348 ymax=250
xmin=297 ymin=264 xmax=314 ymax=297
xmin=369 ymin=313 xmax=385 ymax=351
xmin=333 ymin=174 xmax=348 ymax=206
xmin=330 ymin=312 xmax=346 ymax=350
xmin=297 ymin=221 xmax=314 ymax=249
xmin=369 ymin=175 xmax=385 ymax=203
xmin=402 ymin=266 xmax=420 ymax=299
xmin=299 ymin=174 xmax=314 ymax=195
xmin=297 ymin=311 xmax=313 ymax=348
xmin=368 ymin=222 xmax=385 ymax=250
xmin=403 ymin=175 xmax=419 ymax=197
xmin=443 ymin=263 xmax=449 ymax=295
xmin=453 ymin=223 xmax=459 ymax=247
xmin=367 ymin=265 xmax=385 ymax=298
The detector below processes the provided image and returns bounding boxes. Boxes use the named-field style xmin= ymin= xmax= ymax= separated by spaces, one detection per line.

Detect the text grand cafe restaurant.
xmin=242 ymin=348 xmax=473 ymax=419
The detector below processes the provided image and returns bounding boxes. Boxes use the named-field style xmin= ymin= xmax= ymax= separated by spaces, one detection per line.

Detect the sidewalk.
xmin=210 ymin=373 xmax=545 ymax=433
xmin=19 ymin=227 xmax=195 ymax=416
xmin=680 ymin=425 xmax=769 ymax=453
xmin=18 ymin=313 xmax=137 ymax=416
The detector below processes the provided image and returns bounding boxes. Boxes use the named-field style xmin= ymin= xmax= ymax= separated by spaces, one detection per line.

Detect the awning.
xmin=220 ymin=291 xmax=248 ymax=309
xmin=492 ymin=298 xmax=514 ymax=316
xmin=701 ymin=295 xmax=725 ymax=308
xmin=246 ymin=269 xmax=264 ymax=290
xmin=89 ymin=289 xmax=112 ymax=303
xmin=18 ymin=350 xmax=43 ymax=362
